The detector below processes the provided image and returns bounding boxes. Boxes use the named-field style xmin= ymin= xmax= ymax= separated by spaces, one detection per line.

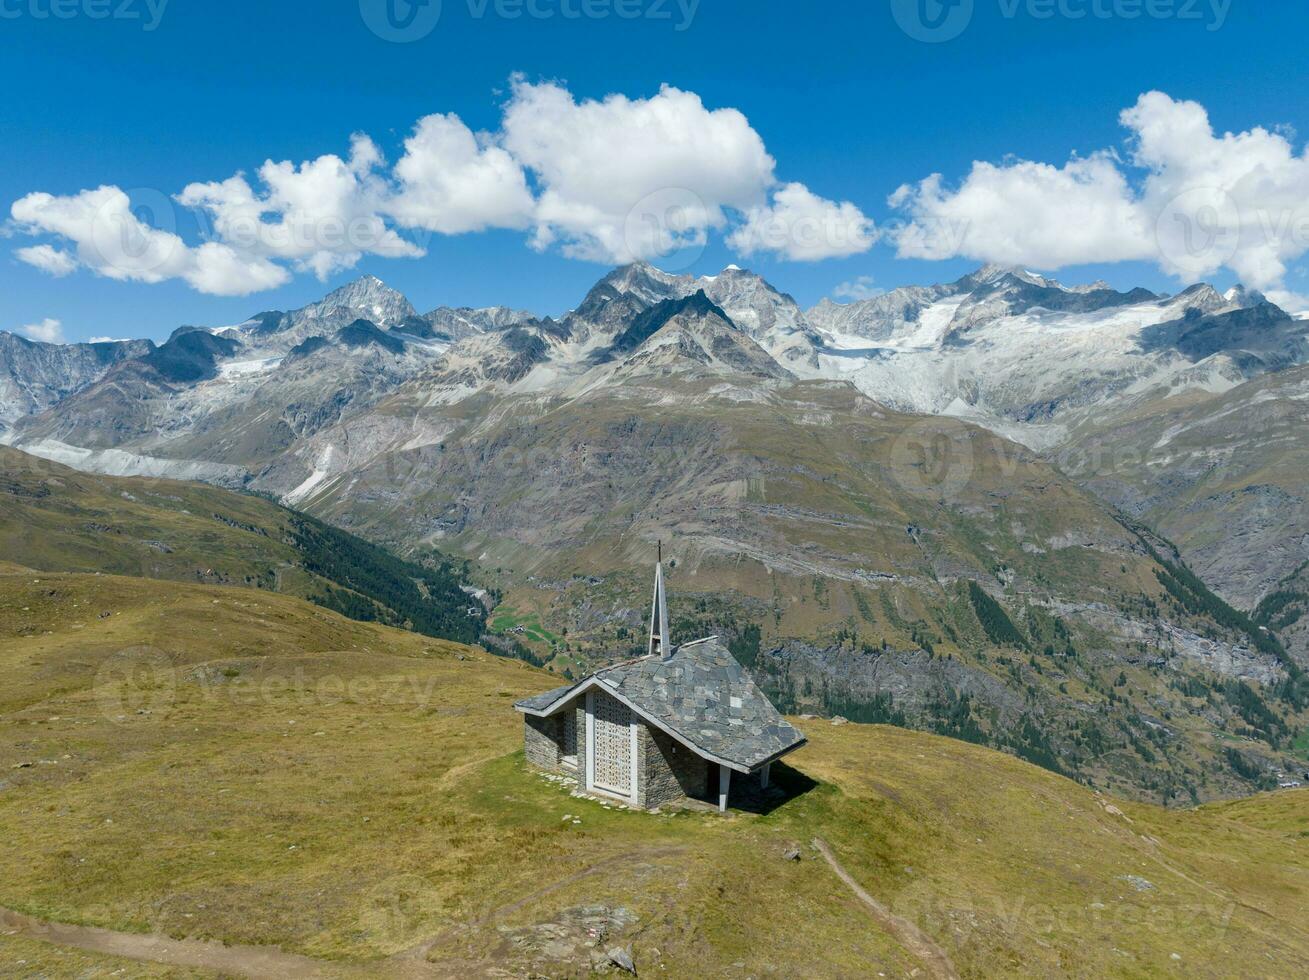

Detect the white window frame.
xmin=585 ymin=688 xmax=640 ymax=806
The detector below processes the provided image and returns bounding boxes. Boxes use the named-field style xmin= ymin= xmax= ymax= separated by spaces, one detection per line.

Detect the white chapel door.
xmin=588 ymin=689 xmax=635 ymax=799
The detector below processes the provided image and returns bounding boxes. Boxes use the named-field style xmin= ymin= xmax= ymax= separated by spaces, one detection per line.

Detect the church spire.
xmin=648 ymin=542 xmax=672 ymax=660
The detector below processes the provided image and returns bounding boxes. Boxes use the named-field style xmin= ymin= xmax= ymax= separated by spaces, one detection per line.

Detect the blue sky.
xmin=3 ymin=0 xmax=1307 ymax=343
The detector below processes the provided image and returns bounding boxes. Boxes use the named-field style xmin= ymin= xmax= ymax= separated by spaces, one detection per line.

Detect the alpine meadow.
xmin=2 ymin=3 xmax=1308 ymax=977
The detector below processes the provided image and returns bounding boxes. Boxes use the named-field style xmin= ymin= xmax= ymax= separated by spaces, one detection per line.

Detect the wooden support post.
xmin=718 ymin=764 xmax=731 ymax=812
xmin=760 ymin=762 xmax=771 ymax=789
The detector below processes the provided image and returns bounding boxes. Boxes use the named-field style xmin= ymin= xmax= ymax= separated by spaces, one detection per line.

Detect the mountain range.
xmin=3 ymin=261 xmax=1308 ymax=802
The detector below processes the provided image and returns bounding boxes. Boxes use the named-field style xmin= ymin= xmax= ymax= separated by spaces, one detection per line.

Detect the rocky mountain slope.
xmin=804 ymin=267 xmax=1309 ymax=616
xmin=0 ymin=332 xmax=151 ymax=433
xmin=4 ymin=263 xmax=1308 ymax=800
xmin=808 ymin=268 xmax=1305 ymax=449
xmin=1070 ymin=363 xmax=1309 ymax=617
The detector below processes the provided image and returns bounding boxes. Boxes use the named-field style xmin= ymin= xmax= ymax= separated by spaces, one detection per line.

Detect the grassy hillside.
xmin=0 ymin=446 xmax=482 ymax=644
xmin=1 ymin=569 xmax=1305 ymax=977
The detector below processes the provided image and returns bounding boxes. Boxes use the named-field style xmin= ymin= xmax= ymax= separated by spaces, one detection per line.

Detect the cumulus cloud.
xmin=15 ymin=243 xmax=77 ymax=276
xmin=11 ymin=185 xmax=289 ymax=296
xmin=387 ymin=113 xmax=535 ymax=234
xmin=10 ymin=79 xmax=873 ymax=294
xmin=501 ymin=79 xmax=777 ymax=262
xmin=1125 ymin=91 xmax=1309 ymax=288
xmin=179 ymin=135 xmax=421 ymax=281
xmin=728 ymin=182 xmax=877 ymax=261
xmin=890 ymin=154 xmax=1151 ymax=267
xmin=19 ymin=317 xmax=64 ymax=343
xmin=1268 ymin=288 xmax=1309 ymax=315
xmin=890 ymin=91 xmax=1309 ymax=294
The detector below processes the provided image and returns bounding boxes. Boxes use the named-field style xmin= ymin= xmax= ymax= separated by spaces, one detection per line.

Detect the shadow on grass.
xmin=729 ymin=761 xmax=819 ymax=816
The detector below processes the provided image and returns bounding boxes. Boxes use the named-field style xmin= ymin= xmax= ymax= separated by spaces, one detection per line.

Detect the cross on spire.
xmin=648 ymin=541 xmax=672 ymax=660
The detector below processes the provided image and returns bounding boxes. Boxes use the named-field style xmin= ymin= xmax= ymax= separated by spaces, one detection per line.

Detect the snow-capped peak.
xmin=973 ymin=262 xmax=1016 ymax=282
xmin=599 ymin=261 xmax=685 ymax=303
xmin=299 ymin=274 xmax=417 ymax=329
xmin=968 ymin=263 xmax=1065 ymax=290
xmin=1224 ymin=284 xmax=1266 ymax=308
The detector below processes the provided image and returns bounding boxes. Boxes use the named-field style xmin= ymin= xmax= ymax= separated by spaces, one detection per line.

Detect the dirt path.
xmin=3 ymin=846 xmax=690 ymax=978
xmin=1 ymin=907 xmax=350 ymax=978
xmin=811 ymin=837 xmax=961 ymax=980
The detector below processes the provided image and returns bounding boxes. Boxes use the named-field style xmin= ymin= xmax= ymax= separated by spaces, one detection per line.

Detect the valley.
xmin=3 ymin=261 xmax=1309 ymax=804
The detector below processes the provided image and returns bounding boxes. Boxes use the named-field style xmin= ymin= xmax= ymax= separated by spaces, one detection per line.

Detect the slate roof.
xmin=513 ymin=637 xmax=806 ymax=771
xmin=515 ymin=683 xmax=576 ymax=714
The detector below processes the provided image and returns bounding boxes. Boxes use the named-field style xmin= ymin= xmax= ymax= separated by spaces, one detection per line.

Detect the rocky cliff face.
xmin=0 ymin=333 xmax=153 ymax=433
xmin=419 ymin=305 xmax=534 ymax=341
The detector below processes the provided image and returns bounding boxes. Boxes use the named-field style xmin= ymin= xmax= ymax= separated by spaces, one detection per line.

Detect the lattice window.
xmin=591 ymin=691 xmax=632 ymax=795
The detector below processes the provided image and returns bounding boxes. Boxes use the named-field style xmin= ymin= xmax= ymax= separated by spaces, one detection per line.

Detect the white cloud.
xmin=88 ymin=335 xmax=131 ymax=344
xmin=1124 ymin=91 xmax=1309 ymax=289
xmin=500 ymin=78 xmax=776 ymax=263
xmin=10 ymin=80 xmax=871 ymax=294
xmin=890 ymin=91 xmax=1309 ymax=294
xmin=15 ymin=243 xmax=77 ymax=276
xmin=890 ymin=154 xmax=1151 ymax=267
xmin=728 ymin=182 xmax=877 ymax=261
xmin=186 ymin=241 xmax=292 ymax=294
xmin=11 ymin=185 xmax=289 ymax=296
xmin=387 ymin=113 xmax=534 ymax=234
xmin=19 ymin=317 xmax=64 ymax=344
xmin=178 ymin=135 xmax=421 ymax=282
xmin=1268 ymin=288 xmax=1309 ymax=315
xmin=12 ymin=186 xmax=189 ymax=284
xmin=833 ymin=275 xmax=884 ymax=301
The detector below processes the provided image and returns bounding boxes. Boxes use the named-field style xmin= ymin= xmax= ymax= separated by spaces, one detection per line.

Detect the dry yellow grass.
xmin=1 ymin=569 xmax=1305 ymax=977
